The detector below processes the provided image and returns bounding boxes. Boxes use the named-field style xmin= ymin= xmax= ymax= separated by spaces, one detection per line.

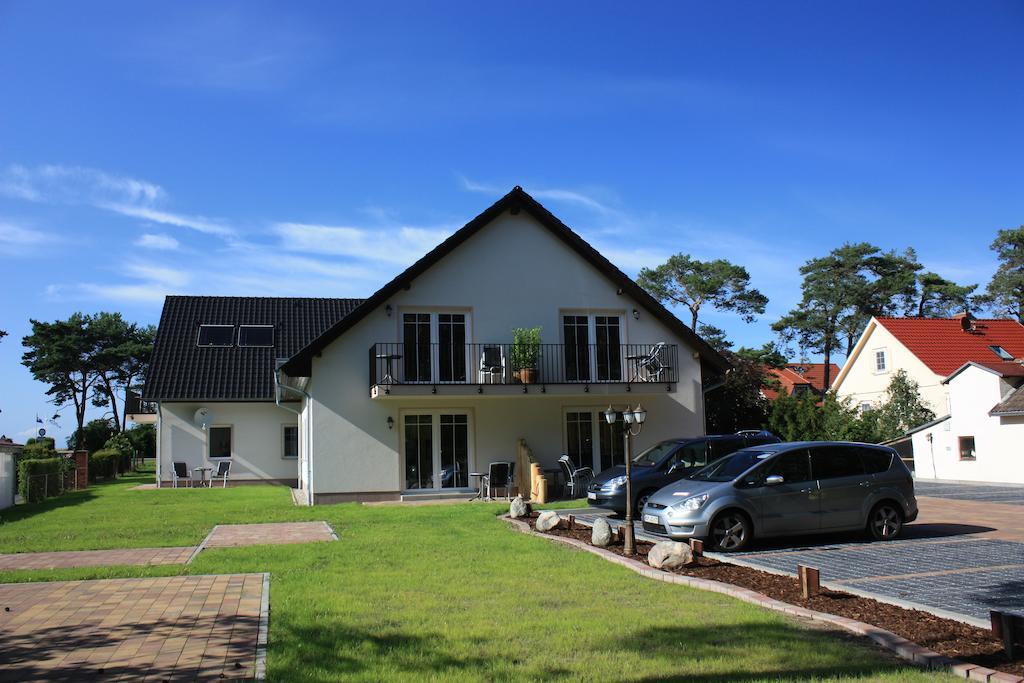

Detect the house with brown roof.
xmin=761 ymin=363 xmax=842 ymax=401
xmin=832 ymin=314 xmax=1024 ymax=415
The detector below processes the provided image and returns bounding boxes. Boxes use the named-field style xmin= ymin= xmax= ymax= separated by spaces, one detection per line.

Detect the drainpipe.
xmin=275 ymin=367 xmax=314 ymax=506
xmin=155 ymin=403 xmax=163 ymax=488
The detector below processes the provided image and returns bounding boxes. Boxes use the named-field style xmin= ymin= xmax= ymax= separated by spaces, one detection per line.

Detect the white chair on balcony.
xmin=637 ymin=342 xmax=670 ymax=382
xmin=478 ymin=345 xmax=505 ymax=384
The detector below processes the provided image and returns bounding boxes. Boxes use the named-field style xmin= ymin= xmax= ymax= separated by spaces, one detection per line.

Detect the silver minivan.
xmin=641 ymin=441 xmax=918 ymax=551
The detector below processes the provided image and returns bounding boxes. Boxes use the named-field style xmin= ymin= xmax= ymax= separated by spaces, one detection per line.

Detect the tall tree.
xmin=981 ymin=225 xmax=1024 ymax=322
xmin=21 ymin=313 xmax=102 ymax=450
xmin=638 ymin=255 xmax=767 ymax=330
xmin=698 ymin=325 xmax=773 ymax=434
xmin=773 ymin=243 xmax=920 ymax=391
xmin=91 ymin=313 xmax=156 ymax=432
xmin=910 ymin=272 xmax=976 ymax=318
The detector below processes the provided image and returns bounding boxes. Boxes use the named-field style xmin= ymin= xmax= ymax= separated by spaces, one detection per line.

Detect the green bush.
xmin=18 ymin=457 xmax=67 ymax=503
xmin=103 ymin=432 xmax=134 ymax=472
xmin=89 ymin=448 xmax=121 ymax=480
xmin=20 ymin=440 xmax=56 ymax=460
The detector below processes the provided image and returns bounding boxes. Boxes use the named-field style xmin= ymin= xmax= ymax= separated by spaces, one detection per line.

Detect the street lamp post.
xmin=603 ymin=403 xmax=647 ymax=556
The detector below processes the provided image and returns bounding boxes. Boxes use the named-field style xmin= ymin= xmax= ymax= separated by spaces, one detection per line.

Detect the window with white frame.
xmin=561 ymin=312 xmax=624 ymax=382
xmin=564 ymin=408 xmax=626 ymax=473
xmin=874 ymin=349 xmax=888 ymax=373
xmin=197 ymin=325 xmax=234 ymax=347
xmin=282 ymin=425 xmax=298 ymax=459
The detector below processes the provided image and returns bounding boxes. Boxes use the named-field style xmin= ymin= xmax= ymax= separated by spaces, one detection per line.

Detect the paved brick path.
xmin=202 ymin=521 xmax=337 ymax=548
xmin=914 ymin=480 xmax=1024 ymax=506
xmin=0 ymin=573 xmax=267 ymax=681
xmin=0 ymin=547 xmax=197 ymax=571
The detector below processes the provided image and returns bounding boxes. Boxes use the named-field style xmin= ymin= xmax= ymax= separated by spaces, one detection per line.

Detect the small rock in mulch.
xmin=535 ymin=510 xmax=561 ymax=532
xmin=591 ymin=517 xmax=612 ymax=547
xmin=522 ymin=513 xmax=1024 ymax=676
xmin=509 ymin=495 xmax=529 ymax=518
xmin=648 ymin=541 xmax=694 ymax=570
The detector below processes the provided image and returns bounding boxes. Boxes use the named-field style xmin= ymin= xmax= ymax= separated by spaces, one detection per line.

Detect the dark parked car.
xmin=641 ymin=441 xmax=919 ymax=551
xmin=586 ymin=430 xmax=780 ymax=514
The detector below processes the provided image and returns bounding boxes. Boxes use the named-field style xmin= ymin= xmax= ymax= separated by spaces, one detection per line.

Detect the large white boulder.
xmin=536 ymin=510 xmax=562 ymax=532
xmin=509 ymin=495 xmax=528 ymax=518
xmin=591 ymin=518 xmax=612 ymax=547
xmin=647 ymin=541 xmax=694 ymax=570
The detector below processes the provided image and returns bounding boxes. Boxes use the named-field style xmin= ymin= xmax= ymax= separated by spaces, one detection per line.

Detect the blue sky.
xmin=1 ymin=1 xmax=1022 ymax=444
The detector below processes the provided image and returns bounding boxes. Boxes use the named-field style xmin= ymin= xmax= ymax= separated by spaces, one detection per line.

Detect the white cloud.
xmin=0 ymin=221 xmax=56 ymax=255
xmin=135 ymin=233 xmax=180 ymax=250
xmin=273 ymin=222 xmax=451 ymax=264
xmin=102 ymin=203 xmax=234 ymax=237
xmin=459 ymin=176 xmax=617 ymax=216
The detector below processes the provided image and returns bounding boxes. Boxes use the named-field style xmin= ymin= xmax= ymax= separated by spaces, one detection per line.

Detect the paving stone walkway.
xmin=0 ymin=547 xmax=197 ymax=571
xmin=0 ymin=573 xmax=267 ymax=681
xmin=202 ymin=521 xmax=337 ymax=548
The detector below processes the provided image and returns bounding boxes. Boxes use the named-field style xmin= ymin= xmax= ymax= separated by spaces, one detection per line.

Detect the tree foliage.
xmin=910 ymin=271 xmax=976 ymax=318
xmin=639 ymin=254 xmax=767 ymax=330
xmin=981 ymin=225 xmax=1024 ymax=322
xmin=773 ymin=243 xmax=919 ymax=392
xmin=699 ymin=326 xmax=773 ymax=434
xmin=66 ymin=418 xmax=116 ymax=454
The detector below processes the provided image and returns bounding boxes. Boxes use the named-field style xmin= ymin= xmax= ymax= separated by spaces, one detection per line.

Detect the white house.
xmin=833 ymin=314 xmax=1024 ymax=415
xmin=909 ymin=360 xmax=1024 ymax=484
xmin=144 ymin=187 xmax=729 ymax=503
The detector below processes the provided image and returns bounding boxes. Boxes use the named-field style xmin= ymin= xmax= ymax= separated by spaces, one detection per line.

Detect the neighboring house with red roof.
xmin=761 ymin=367 xmax=814 ymax=400
xmin=908 ymin=359 xmax=1024 ymax=484
xmin=832 ymin=314 xmax=1024 ymax=416
xmin=785 ymin=363 xmax=841 ymax=397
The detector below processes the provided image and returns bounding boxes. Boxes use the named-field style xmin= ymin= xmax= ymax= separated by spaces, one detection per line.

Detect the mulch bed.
xmin=522 ymin=512 xmax=1023 ymax=676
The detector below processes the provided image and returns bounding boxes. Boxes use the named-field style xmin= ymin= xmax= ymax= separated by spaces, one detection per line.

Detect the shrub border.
xmin=505 ymin=516 xmax=1023 ymax=682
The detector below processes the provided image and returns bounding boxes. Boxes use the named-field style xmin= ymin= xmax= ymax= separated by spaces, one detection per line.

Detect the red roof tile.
xmin=785 ymin=363 xmax=842 ymax=393
xmin=877 ymin=317 xmax=1024 ymax=377
xmin=762 ymin=367 xmax=813 ymax=400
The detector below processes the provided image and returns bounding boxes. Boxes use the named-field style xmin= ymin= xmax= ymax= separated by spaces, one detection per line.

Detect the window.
xmin=989 ymin=345 xmax=1014 ymax=361
xmin=874 ymin=349 xmax=888 ymax=373
xmin=564 ymin=408 xmax=627 ymax=473
xmin=282 ymin=425 xmax=298 ymax=459
xmin=859 ymin=447 xmax=894 ymax=473
xmin=859 ymin=401 xmax=873 ymax=414
xmin=208 ymin=426 xmax=232 ymax=459
xmin=671 ymin=442 xmax=710 ymax=469
xmin=766 ymin=450 xmax=812 ymax=483
xmin=197 ymin=325 xmax=234 ymax=347
xmin=958 ymin=436 xmax=977 ymax=461
xmin=239 ymin=325 xmax=274 ymax=347
xmin=810 ymin=446 xmax=865 ymax=480
xmin=565 ymin=411 xmax=593 ymax=469
xmin=708 ymin=438 xmax=743 ymax=461
xmin=562 ymin=312 xmax=624 ymax=382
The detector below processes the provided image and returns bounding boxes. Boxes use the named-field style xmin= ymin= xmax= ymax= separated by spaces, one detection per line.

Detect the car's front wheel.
xmin=709 ymin=510 xmax=752 ymax=552
xmin=635 ymin=489 xmax=655 ymax=513
xmin=867 ymin=502 xmax=904 ymax=541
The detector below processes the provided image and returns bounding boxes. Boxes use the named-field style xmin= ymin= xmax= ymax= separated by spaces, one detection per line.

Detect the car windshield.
xmin=689 ymin=449 xmax=774 ymax=482
xmin=631 ymin=441 xmax=680 ymax=467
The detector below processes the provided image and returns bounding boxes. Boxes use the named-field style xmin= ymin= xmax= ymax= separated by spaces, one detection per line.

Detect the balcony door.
xmin=402 ymin=411 xmax=473 ymax=490
xmin=565 ymin=408 xmax=626 ymax=473
xmin=402 ymin=312 xmax=469 ymax=383
xmin=562 ymin=313 xmax=623 ymax=382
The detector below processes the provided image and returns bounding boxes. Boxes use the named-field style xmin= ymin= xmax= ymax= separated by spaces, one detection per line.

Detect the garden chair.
xmin=558 ymin=454 xmax=594 ymax=499
xmin=486 ymin=461 xmax=516 ymax=500
xmin=215 ymin=460 xmax=231 ymax=488
xmin=171 ymin=461 xmax=192 ymax=488
xmin=636 ymin=342 xmax=670 ymax=382
xmin=478 ymin=345 xmax=505 ymax=384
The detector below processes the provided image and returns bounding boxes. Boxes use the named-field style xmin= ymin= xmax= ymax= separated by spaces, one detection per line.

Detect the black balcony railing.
xmin=369 ymin=342 xmax=677 ymax=388
xmin=125 ymin=390 xmax=157 ymax=415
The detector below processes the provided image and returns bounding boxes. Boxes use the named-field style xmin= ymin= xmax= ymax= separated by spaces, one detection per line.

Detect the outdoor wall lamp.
xmin=386 ymin=416 xmax=394 ymax=430
xmin=603 ymin=404 xmax=647 ymax=556
xmin=385 ymin=304 xmax=393 ymax=317
xmin=632 ymin=309 xmax=639 ymax=320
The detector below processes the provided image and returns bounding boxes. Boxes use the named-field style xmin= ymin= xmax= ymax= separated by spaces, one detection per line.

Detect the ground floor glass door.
xmin=403 ymin=411 xmax=472 ymax=490
xmin=565 ymin=408 xmax=626 ymax=473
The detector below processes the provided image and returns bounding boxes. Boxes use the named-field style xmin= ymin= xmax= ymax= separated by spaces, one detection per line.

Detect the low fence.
xmin=16 ymin=451 xmax=88 ymax=504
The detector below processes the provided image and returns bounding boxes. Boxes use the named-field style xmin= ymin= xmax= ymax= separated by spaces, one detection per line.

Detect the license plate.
xmin=587 ymin=492 xmax=597 ymax=500
xmin=643 ymin=514 xmax=660 ymax=525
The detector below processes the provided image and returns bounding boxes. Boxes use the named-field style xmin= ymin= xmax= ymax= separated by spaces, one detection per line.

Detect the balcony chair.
xmin=171 ymin=461 xmax=192 ymax=488
xmin=478 ymin=345 xmax=505 ymax=384
xmin=215 ymin=460 xmax=232 ymax=488
xmin=636 ymin=342 xmax=670 ymax=382
xmin=485 ymin=461 xmax=516 ymax=500
xmin=558 ymin=454 xmax=594 ymax=499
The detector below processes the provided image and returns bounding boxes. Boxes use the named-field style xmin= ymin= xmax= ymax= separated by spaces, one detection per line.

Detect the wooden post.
xmin=991 ymin=610 xmax=1024 ymax=659
xmin=798 ymin=565 xmax=821 ymax=599
xmin=689 ymin=539 xmax=704 ymax=557
xmin=567 ymin=515 xmax=575 ymax=530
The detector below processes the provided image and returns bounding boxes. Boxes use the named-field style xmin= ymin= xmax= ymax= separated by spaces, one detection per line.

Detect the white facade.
xmin=833 ymin=318 xmax=947 ymax=414
xmin=911 ymin=364 xmax=1024 ymax=484
xmin=297 ymin=209 xmax=708 ymax=503
xmin=0 ymin=452 xmax=14 ymax=510
xmin=157 ymin=402 xmax=300 ymax=485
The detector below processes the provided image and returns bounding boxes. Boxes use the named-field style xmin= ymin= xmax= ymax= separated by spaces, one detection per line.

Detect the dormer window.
xmin=989 ymin=345 xmax=1013 ymax=361
xmin=197 ymin=325 xmax=234 ymax=347
xmin=239 ymin=325 xmax=274 ymax=347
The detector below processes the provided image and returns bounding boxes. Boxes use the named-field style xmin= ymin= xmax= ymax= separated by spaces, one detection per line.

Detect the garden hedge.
xmin=17 ymin=457 xmax=66 ymax=503
xmin=89 ymin=448 xmax=121 ymax=480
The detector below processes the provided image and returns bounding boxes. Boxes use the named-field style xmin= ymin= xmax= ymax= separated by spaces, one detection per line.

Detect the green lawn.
xmin=0 ymin=473 xmax=951 ymax=681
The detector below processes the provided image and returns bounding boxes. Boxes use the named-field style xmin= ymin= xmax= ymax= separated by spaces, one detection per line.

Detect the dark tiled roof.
xmin=990 ymin=384 xmax=1024 ymax=416
xmin=281 ymin=186 xmax=731 ymax=377
xmin=145 ymin=296 xmax=363 ymax=401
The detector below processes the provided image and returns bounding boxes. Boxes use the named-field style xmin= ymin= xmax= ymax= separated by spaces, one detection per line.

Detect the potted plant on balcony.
xmin=511 ymin=326 xmax=541 ymax=384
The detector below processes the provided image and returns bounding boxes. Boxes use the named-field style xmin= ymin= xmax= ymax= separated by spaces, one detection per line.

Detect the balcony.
xmin=125 ymin=390 xmax=157 ymax=424
xmin=369 ymin=342 xmax=678 ymax=398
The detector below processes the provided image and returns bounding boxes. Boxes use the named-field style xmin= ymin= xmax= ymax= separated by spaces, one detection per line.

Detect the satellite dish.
xmin=193 ymin=407 xmax=213 ymax=431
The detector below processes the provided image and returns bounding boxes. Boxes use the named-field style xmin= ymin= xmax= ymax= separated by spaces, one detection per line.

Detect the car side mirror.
xmin=765 ymin=474 xmax=785 ymax=486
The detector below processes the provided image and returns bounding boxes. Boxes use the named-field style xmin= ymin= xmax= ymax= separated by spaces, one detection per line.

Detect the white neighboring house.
xmin=910 ymin=361 xmax=1024 ymax=484
xmin=143 ymin=187 xmax=729 ymax=503
xmin=833 ymin=314 xmax=1024 ymax=416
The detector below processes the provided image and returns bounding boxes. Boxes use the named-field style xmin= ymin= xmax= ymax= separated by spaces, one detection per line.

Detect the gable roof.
xmin=281 ymin=186 xmax=730 ymax=376
xmin=943 ymin=360 xmax=1024 ymax=384
xmin=145 ymin=296 xmax=363 ymax=401
xmin=785 ymin=363 xmax=841 ymax=394
xmin=990 ymin=385 xmax=1024 ymax=416
xmin=761 ymin=367 xmax=813 ymax=400
xmin=876 ymin=317 xmax=1024 ymax=377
